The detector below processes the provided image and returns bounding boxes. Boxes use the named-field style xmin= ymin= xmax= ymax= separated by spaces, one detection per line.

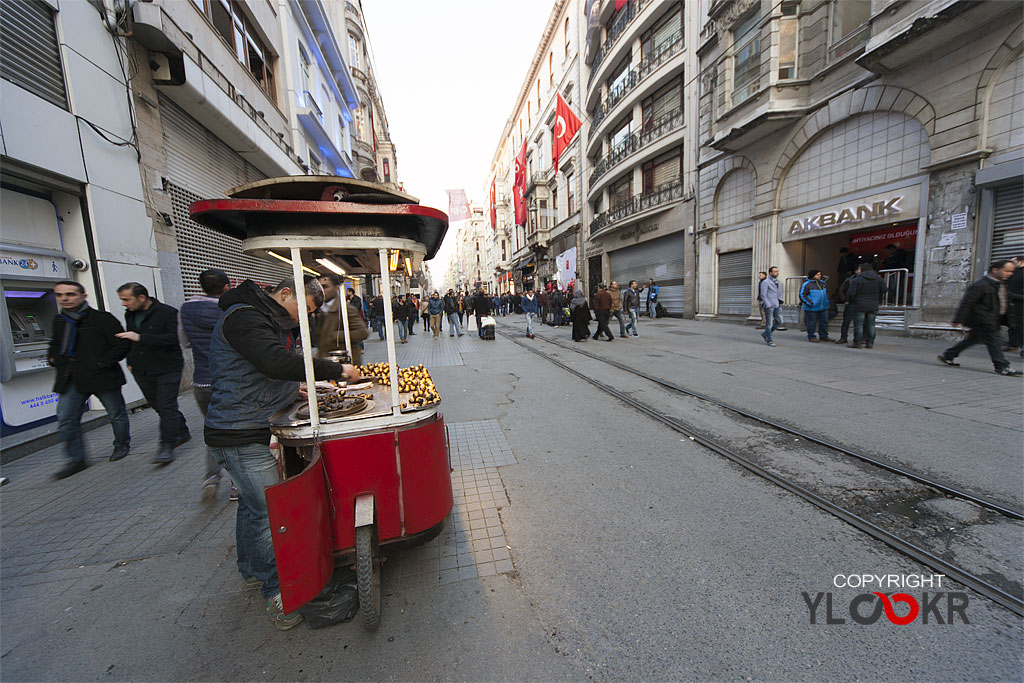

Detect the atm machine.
xmin=0 ymin=245 xmax=70 ymax=435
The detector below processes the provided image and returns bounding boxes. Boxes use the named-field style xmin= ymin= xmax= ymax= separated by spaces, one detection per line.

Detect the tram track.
xmin=495 ymin=324 xmax=1024 ymax=617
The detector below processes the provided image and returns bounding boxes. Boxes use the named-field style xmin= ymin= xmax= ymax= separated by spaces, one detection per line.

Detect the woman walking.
xmin=570 ymin=289 xmax=592 ymax=342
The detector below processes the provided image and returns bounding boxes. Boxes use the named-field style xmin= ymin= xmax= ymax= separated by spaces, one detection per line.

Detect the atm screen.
xmin=4 ymin=291 xmax=48 ymax=298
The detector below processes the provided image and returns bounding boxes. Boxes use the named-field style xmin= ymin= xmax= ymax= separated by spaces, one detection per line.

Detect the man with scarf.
xmin=49 ymin=281 xmax=132 ymax=479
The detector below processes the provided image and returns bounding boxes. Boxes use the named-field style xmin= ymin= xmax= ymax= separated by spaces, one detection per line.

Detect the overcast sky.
xmin=361 ymin=0 xmax=557 ymax=286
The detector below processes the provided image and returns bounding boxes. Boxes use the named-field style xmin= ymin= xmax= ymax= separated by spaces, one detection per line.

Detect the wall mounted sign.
xmin=781 ymin=185 xmax=921 ymax=242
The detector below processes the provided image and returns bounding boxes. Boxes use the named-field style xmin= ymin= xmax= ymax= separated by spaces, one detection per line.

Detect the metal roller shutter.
xmin=609 ymin=233 xmax=685 ymax=315
xmin=1 ymin=0 xmax=67 ymax=109
xmin=717 ymin=249 xmax=753 ymax=316
xmin=653 ymin=11 xmax=680 ymax=50
xmin=991 ymin=184 xmax=1023 ymax=262
xmin=160 ymin=96 xmax=288 ymax=299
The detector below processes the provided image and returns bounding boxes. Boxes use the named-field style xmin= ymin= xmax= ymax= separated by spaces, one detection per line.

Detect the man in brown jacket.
xmin=317 ymin=275 xmax=369 ymax=365
xmin=608 ymin=281 xmax=627 ymax=338
xmin=592 ymin=283 xmax=614 ymax=341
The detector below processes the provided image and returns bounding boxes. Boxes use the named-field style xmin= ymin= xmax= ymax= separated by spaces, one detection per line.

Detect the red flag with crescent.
xmin=514 ymin=140 xmax=527 ymax=226
xmin=489 ymin=177 xmax=497 ymax=230
xmin=552 ymin=92 xmax=582 ymax=173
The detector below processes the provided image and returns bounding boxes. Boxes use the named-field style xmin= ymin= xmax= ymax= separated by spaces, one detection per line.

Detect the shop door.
xmin=717 ymin=249 xmax=753 ymax=317
xmin=588 ymin=256 xmax=602 ymax=297
xmin=992 ymin=184 xmax=1023 ymax=261
xmin=608 ymin=234 xmax=685 ymax=314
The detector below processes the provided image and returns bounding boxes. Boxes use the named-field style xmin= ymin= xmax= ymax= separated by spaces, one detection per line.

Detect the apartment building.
xmin=695 ymin=0 xmax=1023 ymax=333
xmin=582 ymin=0 xmax=701 ymax=315
xmin=487 ymin=0 xmax=588 ymax=295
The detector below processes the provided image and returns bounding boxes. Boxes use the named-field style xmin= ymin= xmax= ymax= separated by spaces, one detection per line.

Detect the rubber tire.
xmin=356 ymin=525 xmax=381 ymax=631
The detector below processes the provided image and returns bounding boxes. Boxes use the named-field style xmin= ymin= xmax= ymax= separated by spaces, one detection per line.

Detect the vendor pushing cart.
xmin=191 ymin=177 xmax=453 ymax=632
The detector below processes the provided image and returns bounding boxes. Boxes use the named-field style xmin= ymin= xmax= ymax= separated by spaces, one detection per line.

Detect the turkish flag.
xmin=615 ymin=0 xmax=628 ymax=11
xmin=489 ymin=177 xmax=496 ymax=230
xmin=552 ymin=93 xmax=582 ymax=173
xmin=514 ymin=140 xmax=527 ymax=226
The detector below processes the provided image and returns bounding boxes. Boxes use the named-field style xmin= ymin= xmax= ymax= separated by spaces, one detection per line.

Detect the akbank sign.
xmin=782 ymin=186 xmax=921 ymax=241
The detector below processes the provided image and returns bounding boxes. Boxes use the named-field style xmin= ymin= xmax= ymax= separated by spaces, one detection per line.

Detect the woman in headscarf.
xmin=570 ymin=288 xmax=591 ymax=342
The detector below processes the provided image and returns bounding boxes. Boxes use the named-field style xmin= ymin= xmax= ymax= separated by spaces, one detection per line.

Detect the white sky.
xmin=361 ymin=0 xmax=557 ymax=287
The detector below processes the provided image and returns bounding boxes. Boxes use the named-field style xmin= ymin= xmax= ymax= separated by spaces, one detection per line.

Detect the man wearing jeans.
xmin=799 ymin=270 xmax=831 ymax=342
xmin=49 ymin=281 xmax=131 ymax=479
xmin=116 ymin=283 xmax=189 ymax=464
xmin=444 ymin=289 xmax=463 ymax=337
xmin=623 ymin=280 xmax=640 ymax=336
xmin=521 ymin=288 xmax=539 ymax=338
xmin=205 ymin=278 xmax=359 ymax=630
xmin=845 ymin=263 xmax=884 ymax=349
xmin=760 ymin=266 xmax=784 ymax=347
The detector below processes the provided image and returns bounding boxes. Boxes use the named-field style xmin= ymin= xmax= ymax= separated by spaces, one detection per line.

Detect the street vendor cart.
xmin=190 ymin=177 xmax=452 ymax=631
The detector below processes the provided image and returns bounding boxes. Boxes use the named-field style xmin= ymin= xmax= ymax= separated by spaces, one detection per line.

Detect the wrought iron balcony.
xmin=591 ymin=31 xmax=683 ymax=128
xmin=589 ymin=0 xmax=649 ymax=87
xmin=589 ymin=107 xmax=683 ymax=186
xmin=589 ymin=177 xmax=684 ymax=237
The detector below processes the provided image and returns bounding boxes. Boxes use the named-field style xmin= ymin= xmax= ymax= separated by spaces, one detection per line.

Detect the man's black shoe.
xmin=995 ymin=367 xmax=1023 ymax=376
xmin=54 ymin=461 xmax=88 ymax=480
xmin=174 ymin=432 xmax=192 ymax=448
xmin=109 ymin=445 xmax=130 ymax=462
xmin=153 ymin=446 xmax=174 ymax=464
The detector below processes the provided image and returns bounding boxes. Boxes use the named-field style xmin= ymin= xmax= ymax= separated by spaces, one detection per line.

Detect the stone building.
xmin=695 ymin=0 xmax=1023 ymax=334
xmin=487 ymin=0 xmax=588 ymax=294
xmin=582 ymin=0 xmax=701 ymax=314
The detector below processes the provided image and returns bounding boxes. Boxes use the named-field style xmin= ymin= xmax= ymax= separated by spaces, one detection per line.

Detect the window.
xmin=502 ymin=241 xmax=507 ymax=261
xmin=549 ymin=52 xmax=554 ymax=86
xmin=356 ymin=107 xmax=366 ymax=141
xmin=537 ymin=79 xmax=541 ymax=111
xmin=777 ymin=2 xmax=798 ymax=79
xmin=196 ymin=0 xmax=275 ymax=101
xmin=308 ymin=149 xmax=322 ymax=174
xmin=0 ymin=0 xmax=68 ymax=109
xmin=552 ymin=187 xmax=559 ymax=218
xmin=298 ymin=43 xmax=311 ymax=97
xmin=642 ymin=80 xmax=682 ymax=130
xmin=608 ymin=55 xmax=631 ymax=99
xmin=732 ymin=8 xmax=760 ymax=106
xmin=349 ymin=34 xmax=360 ymax=69
xmin=641 ymin=148 xmax=681 ymax=193
xmin=539 ymin=200 xmax=549 ymax=231
xmin=829 ymin=0 xmax=870 ymax=61
xmin=641 ymin=6 xmax=682 ymax=61
xmin=609 ymin=115 xmax=632 ymax=150
xmin=566 ymin=172 xmax=575 ymax=215
xmin=564 ymin=17 xmax=570 ymax=56
xmin=610 ymin=174 xmax=632 ymax=209
xmin=383 ymin=158 xmax=391 ymax=183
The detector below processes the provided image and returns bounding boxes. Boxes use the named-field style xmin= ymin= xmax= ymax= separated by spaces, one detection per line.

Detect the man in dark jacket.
xmin=845 ymin=263 xmax=885 ymax=349
xmin=206 ymin=278 xmax=359 ymax=630
xmin=443 ymin=289 xmax=463 ymax=337
xmin=939 ymin=260 xmax=1022 ymax=376
xmin=49 ymin=281 xmax=131 ymax=479
xmin=116 ymin=282 xmax=188 ymax=464
xmin=591 ymin=283 xmax=614 ymax=341
xmin=1005 ymin=255 xmax=1023 ymax=353
xmin=180 ymin=269 xmax=233 ymax=501
xmin=473 ymin=289 xmax=492 ymax=338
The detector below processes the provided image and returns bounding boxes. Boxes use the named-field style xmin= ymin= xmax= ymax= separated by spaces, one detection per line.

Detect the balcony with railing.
xmin=589 ymin=177 xmax=684 ymax=238
xmin=591 ymin=30 xmax=683 ymax=130
xmin=588 ymin=0 xmax=650 ymax=88
xmin=525 ymin=171 xmax=547 ymax=195
xmin=589 ymin=106 xmax=684 ymax=188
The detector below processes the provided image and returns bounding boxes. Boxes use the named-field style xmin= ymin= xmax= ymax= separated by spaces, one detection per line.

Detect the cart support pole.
xmin=339 ymin=282 xmax=353 ymax=360
xmin=291 ymin=247 xmax=320 ymax=430
xmin=378 ymin=248 xmax=401 ymax=417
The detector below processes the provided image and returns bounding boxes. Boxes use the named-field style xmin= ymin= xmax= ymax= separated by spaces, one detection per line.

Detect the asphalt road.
xmin=1 ymin=321 xmax=1021 ymax=681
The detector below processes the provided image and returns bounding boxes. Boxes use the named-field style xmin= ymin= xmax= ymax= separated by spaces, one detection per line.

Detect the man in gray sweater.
xmin=760 ymin=266 xmax=784 ymax=347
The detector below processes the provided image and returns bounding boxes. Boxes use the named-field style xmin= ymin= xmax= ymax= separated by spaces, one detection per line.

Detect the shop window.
xmin=829 ymin=0 xmax=870 ymax=61
xmin=778 ymin=2 xmax=798 ymax=80
xmin=732 ymin=8 xmax=760 ymax=106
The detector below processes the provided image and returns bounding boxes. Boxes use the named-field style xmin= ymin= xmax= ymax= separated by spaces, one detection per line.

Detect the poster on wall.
xmin=555 ymin=247 xmax=577 ymax=289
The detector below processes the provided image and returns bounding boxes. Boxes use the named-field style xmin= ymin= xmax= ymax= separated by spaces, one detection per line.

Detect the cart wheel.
xmin=356 ymin=525 xmax=381 ymax=631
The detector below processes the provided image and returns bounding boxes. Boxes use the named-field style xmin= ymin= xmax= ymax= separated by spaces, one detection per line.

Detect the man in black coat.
xmin=939 ymin=260 xmax=1022 ymax=376
xmin=473 ymin=289 xmax=491 ymax=338
xmin=116 ymin=282 xmax=189 ymax=463
xmin=49 ymin=281 xmax=132 ymax=479
xmin=844 ymin=263 xmax=885 ymax=349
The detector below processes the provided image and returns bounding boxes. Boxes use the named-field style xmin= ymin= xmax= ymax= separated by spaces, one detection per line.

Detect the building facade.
xmin=695 ymin=0 xmax=1023 ymax=333
xmin=582 ymin=0 xmax=701 ymax=315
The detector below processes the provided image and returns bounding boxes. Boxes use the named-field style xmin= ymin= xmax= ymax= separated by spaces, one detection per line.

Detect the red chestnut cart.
xmin=190 ymin=177 xmax=453 ymax=631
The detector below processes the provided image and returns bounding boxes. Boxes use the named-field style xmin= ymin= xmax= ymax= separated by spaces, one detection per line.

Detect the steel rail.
xmin=510 ymin=325 xmax=1023 ymax=521
xmin=498 ymin=329 xmax=1024 ymax=617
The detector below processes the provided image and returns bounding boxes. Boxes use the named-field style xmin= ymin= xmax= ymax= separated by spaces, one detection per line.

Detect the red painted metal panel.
xmin=266 ymin=452 xmax=334 ymax=614
xmin=190 ymin=197 xmax=448 ymax=220
xmin=398 ymin=416 xmax=454 ymax=535
xmin=320 ymin=431 xmax=401 ymax=551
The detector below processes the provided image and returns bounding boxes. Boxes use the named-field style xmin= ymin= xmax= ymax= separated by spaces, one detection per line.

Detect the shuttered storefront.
xmin=991 ymin=184 xmax=1023 ymax=262
xmin=0 ymin=0 xmax=67 ymax=109
xmin=717 ymin=249 xmax=753 ymax=317
xmin=160 ymin=96 xmax=289 ymax=299
xmin=609 ymin=233 xmax=685 ymax=315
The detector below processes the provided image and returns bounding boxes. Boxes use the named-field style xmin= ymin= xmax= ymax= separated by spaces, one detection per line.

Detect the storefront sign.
xmin=619 ymin=222 xmax=659 ymax=242
xmin=782 ymin=186 xmax=921 ymax=242
xmin=0 ymin=249 xmax=68 ymax=279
